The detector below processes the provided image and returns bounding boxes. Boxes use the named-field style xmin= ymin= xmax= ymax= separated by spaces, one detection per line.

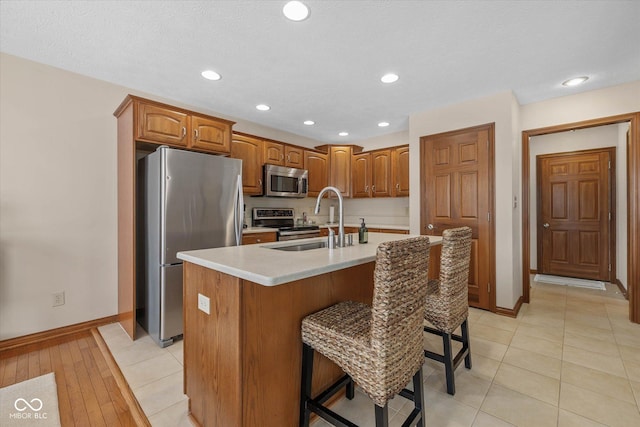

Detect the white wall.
xmin=529 ymin=124 xmax=628 ymax=289
xmin=408 ymin=91 xmax=521 ymax=309
xmin=0 ymin=53 xmax=326 ymax=340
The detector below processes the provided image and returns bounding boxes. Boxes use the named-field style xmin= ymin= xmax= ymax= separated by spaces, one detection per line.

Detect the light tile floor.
xmin=99 ymin=279 xmax=640 ymax=426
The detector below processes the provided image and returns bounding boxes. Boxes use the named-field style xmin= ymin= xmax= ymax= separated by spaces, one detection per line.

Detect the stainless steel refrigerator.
xmin=137 ymin=146 xmax=243 ymax=347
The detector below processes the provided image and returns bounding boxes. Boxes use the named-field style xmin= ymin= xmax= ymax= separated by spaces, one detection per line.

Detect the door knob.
xmin=543 ymin=223 xmax=550 ymax=228
xmin=427 ymin=224 xmax=434 ymax=230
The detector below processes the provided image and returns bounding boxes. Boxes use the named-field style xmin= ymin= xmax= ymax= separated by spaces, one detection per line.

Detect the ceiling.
xmin=1 ymin=1 xmax=638 ymax=144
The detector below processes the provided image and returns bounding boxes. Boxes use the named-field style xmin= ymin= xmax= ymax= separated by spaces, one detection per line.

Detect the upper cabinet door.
xmin=304 ymin=150 xmax=329 ymax=197
xmin=137 ymin=102 xmax=189 ymax=146
xmin=352 ymin=153 xmax=371 ymax=198
xmin=329 ymin=146 xmax=352 ymax=197
xmin=190 ymin=114 xmax=231 ymax=154
xmin=372 ymin=149 xmax=392 ymax=197
xmin=392 ymin=146 xmax=409 ymax=197
xmin=231 ymin=134 xmax=263 ymax=195
xmin=263 ymin=141 xmax=285 ymax=166
xmin=285 ymin=146 xmax=304 ymax=168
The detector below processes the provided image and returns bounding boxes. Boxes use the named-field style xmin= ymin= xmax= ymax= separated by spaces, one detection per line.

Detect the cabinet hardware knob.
xmin=396 ymin=183 xmax=400 ymax=189
xmin=372 ymin=185 xmax=375 ymax=192
xmin=543 ymin=223 xmax=550 ymax=228
xmin=427 ymin=224 xmax=435 ymax=230
xmin=182 ymin=127 xmax=187 ymax=138
xmin=194 ymin=129 xmax=199 ymax=139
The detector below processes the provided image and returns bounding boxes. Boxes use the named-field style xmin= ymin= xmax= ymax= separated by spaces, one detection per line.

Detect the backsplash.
xmin=243 ymin=196 xmax=409 ymax=227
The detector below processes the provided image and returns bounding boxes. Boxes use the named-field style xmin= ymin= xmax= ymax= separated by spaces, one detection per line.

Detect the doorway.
xmin=536 ymin=148 xmax=615 ymax=282
xmin=420 ymin=123 xmax=495 ymax=311
xmin=522 ymin=112 xmax=640 ymax=324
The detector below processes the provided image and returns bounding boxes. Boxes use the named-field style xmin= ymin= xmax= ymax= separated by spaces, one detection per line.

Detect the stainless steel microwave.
xmin=263 ymin=164 xmax=308 ymax=198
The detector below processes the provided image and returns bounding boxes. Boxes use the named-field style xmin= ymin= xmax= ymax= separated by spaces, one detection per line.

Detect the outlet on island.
xmin=198 ymin=293 xmax=210 ymax=315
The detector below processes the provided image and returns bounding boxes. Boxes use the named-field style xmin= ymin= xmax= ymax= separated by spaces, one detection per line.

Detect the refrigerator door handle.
xmin=234 ymin=174 xmax=244 ymax=246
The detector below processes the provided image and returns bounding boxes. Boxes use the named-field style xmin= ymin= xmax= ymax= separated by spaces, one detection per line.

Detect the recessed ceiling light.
xmin=562 ymin=76 xmax=589 ymax=87
xmin=381 ymin=73 xmax=399 ymax=84
xmin=256 ymin=104 xmax=270 ymax=111
xmin=303 ymin=120 xmax=315 ymax=125
xmin=201 ymin=70 xmax=221 ymax=81
xmin=338 ymin=132 xmax=349 ymax=136
xmin=378 ymin=122 xmax=390 ymax=127
xmin=283 ymin=1 xmax=309 ymax=21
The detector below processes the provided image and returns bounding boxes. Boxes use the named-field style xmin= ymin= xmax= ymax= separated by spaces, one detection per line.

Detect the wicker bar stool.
xmin=423 ymin=226 xmax=473 ymax=395
xmin=299 ymin=236 xmax=431 ymax=427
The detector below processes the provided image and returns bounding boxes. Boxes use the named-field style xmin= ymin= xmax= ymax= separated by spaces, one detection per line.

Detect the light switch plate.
xmin=198 ymin=293 xmax=210 ymax=315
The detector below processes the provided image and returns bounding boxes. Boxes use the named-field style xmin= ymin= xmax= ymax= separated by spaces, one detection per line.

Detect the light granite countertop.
xmin=242 ymin=227 xmax=279 ymax=234
xmin=177 ymin=232 xmax=442 ymax=287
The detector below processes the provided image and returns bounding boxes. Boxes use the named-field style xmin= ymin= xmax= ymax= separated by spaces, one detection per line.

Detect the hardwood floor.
xmin=0 ymin=329 xmax=148 ymax=426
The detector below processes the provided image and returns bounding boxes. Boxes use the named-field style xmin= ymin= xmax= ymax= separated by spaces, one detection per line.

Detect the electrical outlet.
xmin=53 ymin=291 xmax=65 ymax=307
xmin=198 ymin=293 xmax=210 ymax=315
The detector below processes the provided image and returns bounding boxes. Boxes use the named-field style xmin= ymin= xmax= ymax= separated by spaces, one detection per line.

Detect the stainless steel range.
xmin=252 ymin=208 xmax=320 ymax=241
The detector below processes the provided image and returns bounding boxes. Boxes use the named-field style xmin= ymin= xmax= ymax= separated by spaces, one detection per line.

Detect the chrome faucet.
xmin=314 ymin=186 xmax=345 ymax=248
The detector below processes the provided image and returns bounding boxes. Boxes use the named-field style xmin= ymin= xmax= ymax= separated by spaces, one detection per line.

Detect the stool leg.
xmin=442 ymin=333 xmax=455 ymax=395
xmin=346 ymin=376 xmax=355 ymax=400
xmin=412 ymin=367 xmax=425 ymax=427
xmin=299 ymin=343 xmax=314 ymax=427
xmin=462 ymin=319 xmax=472 ymax=369
xmin=374 ymin=403 xmax=389 ymax=427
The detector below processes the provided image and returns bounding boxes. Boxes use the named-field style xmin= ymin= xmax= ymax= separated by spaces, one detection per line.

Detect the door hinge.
xmin=608 ymin=264 xmax=611 ymax=272
xmin=487 ymin=212 xmax=491 ymax=222
xmin=487 ymin=283 xmax=491 ymax=293
xmin=608 ymin=160 xmax=611 ymax=170
xmin=609 ymin=212 xmax=611 ymax=221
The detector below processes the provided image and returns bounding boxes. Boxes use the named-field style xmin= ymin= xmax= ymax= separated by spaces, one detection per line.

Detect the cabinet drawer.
xmin=242 ymin=232 xmax=277 ymax=245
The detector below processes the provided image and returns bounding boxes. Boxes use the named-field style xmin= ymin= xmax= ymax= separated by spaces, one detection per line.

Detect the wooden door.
xmin=420 ymin=124 xmax=494 ymax=310
xmin=304 ymin=150 xmax=329 ymax=197
xmin=329 ymin=146 xmax=352 ymax=197
xmin=372 ymin=149 xmax=392 ymax=197
xmin=392 ymin=146 xmax=410 ymax=196
xmin=137 ymin=102 xmax=188 ymax=146
xmin=189 ymin=114 xmax=231 ymax=154
xmin=537 ymin=149 xmax=612 ymax=281
xmin=263 ymin=140 xmax=284 ymax=165
xmin=352 ymin=153 xmax=371 ymax=198
xmin=285 ymin=146 xmax=304 ymax=168
xmin=231 ymin=134 xmax=263 ymax=195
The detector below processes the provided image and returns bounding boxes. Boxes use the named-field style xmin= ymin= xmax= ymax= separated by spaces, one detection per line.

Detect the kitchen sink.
xmin=270 ymin=241 xmax=328 ymax=251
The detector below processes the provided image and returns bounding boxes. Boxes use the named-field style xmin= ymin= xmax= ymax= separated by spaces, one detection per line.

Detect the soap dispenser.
xmin=358 ymin=218 xmax=368 ymax=244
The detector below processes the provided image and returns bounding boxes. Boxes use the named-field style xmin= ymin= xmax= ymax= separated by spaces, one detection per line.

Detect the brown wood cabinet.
xmin=352 ymin=149 xmax=392 ymax=198
xmin=190 ymin=114 xmax=231 ymax=153
xmin=137 ymin=102 xmax=189 ymax=147
xmin=371 ymin=149 xmax=392 ymax=197
xmin=329 ymin=146 xmax=353 ymax=197
xmin=263 ymin=140 xmax=285 ymax=165
xmin=392 ymin=145 xmax=409 ymax=197
xmin=263 ymin=140 xmax=305 ymax=168
xmin=352 ymin=152 xmax=371 ymax=198
xmin=242 ymin=232 xmax=277 ymax=245
xmin=136 ymin=99 xmax=232 ymax=154
xmin=304 ymin=150 xmax=329 ymax=197
xmin=285 ymin=146 xmax=304 ymax=168
xmin=231 ymin=134 xmax=263 ymax=195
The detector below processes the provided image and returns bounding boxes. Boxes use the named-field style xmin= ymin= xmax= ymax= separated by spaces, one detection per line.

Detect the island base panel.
xmin=184 ymin=261 xmax=375 ymax=427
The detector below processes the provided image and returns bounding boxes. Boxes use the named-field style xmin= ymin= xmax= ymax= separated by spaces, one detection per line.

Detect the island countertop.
xmin=177 ymin=232 xmax=442 ymax=287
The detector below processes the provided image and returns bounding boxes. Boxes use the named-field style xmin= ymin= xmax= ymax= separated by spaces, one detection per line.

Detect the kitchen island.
xmin=177 ymin=232 xmax=442 ymax=427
